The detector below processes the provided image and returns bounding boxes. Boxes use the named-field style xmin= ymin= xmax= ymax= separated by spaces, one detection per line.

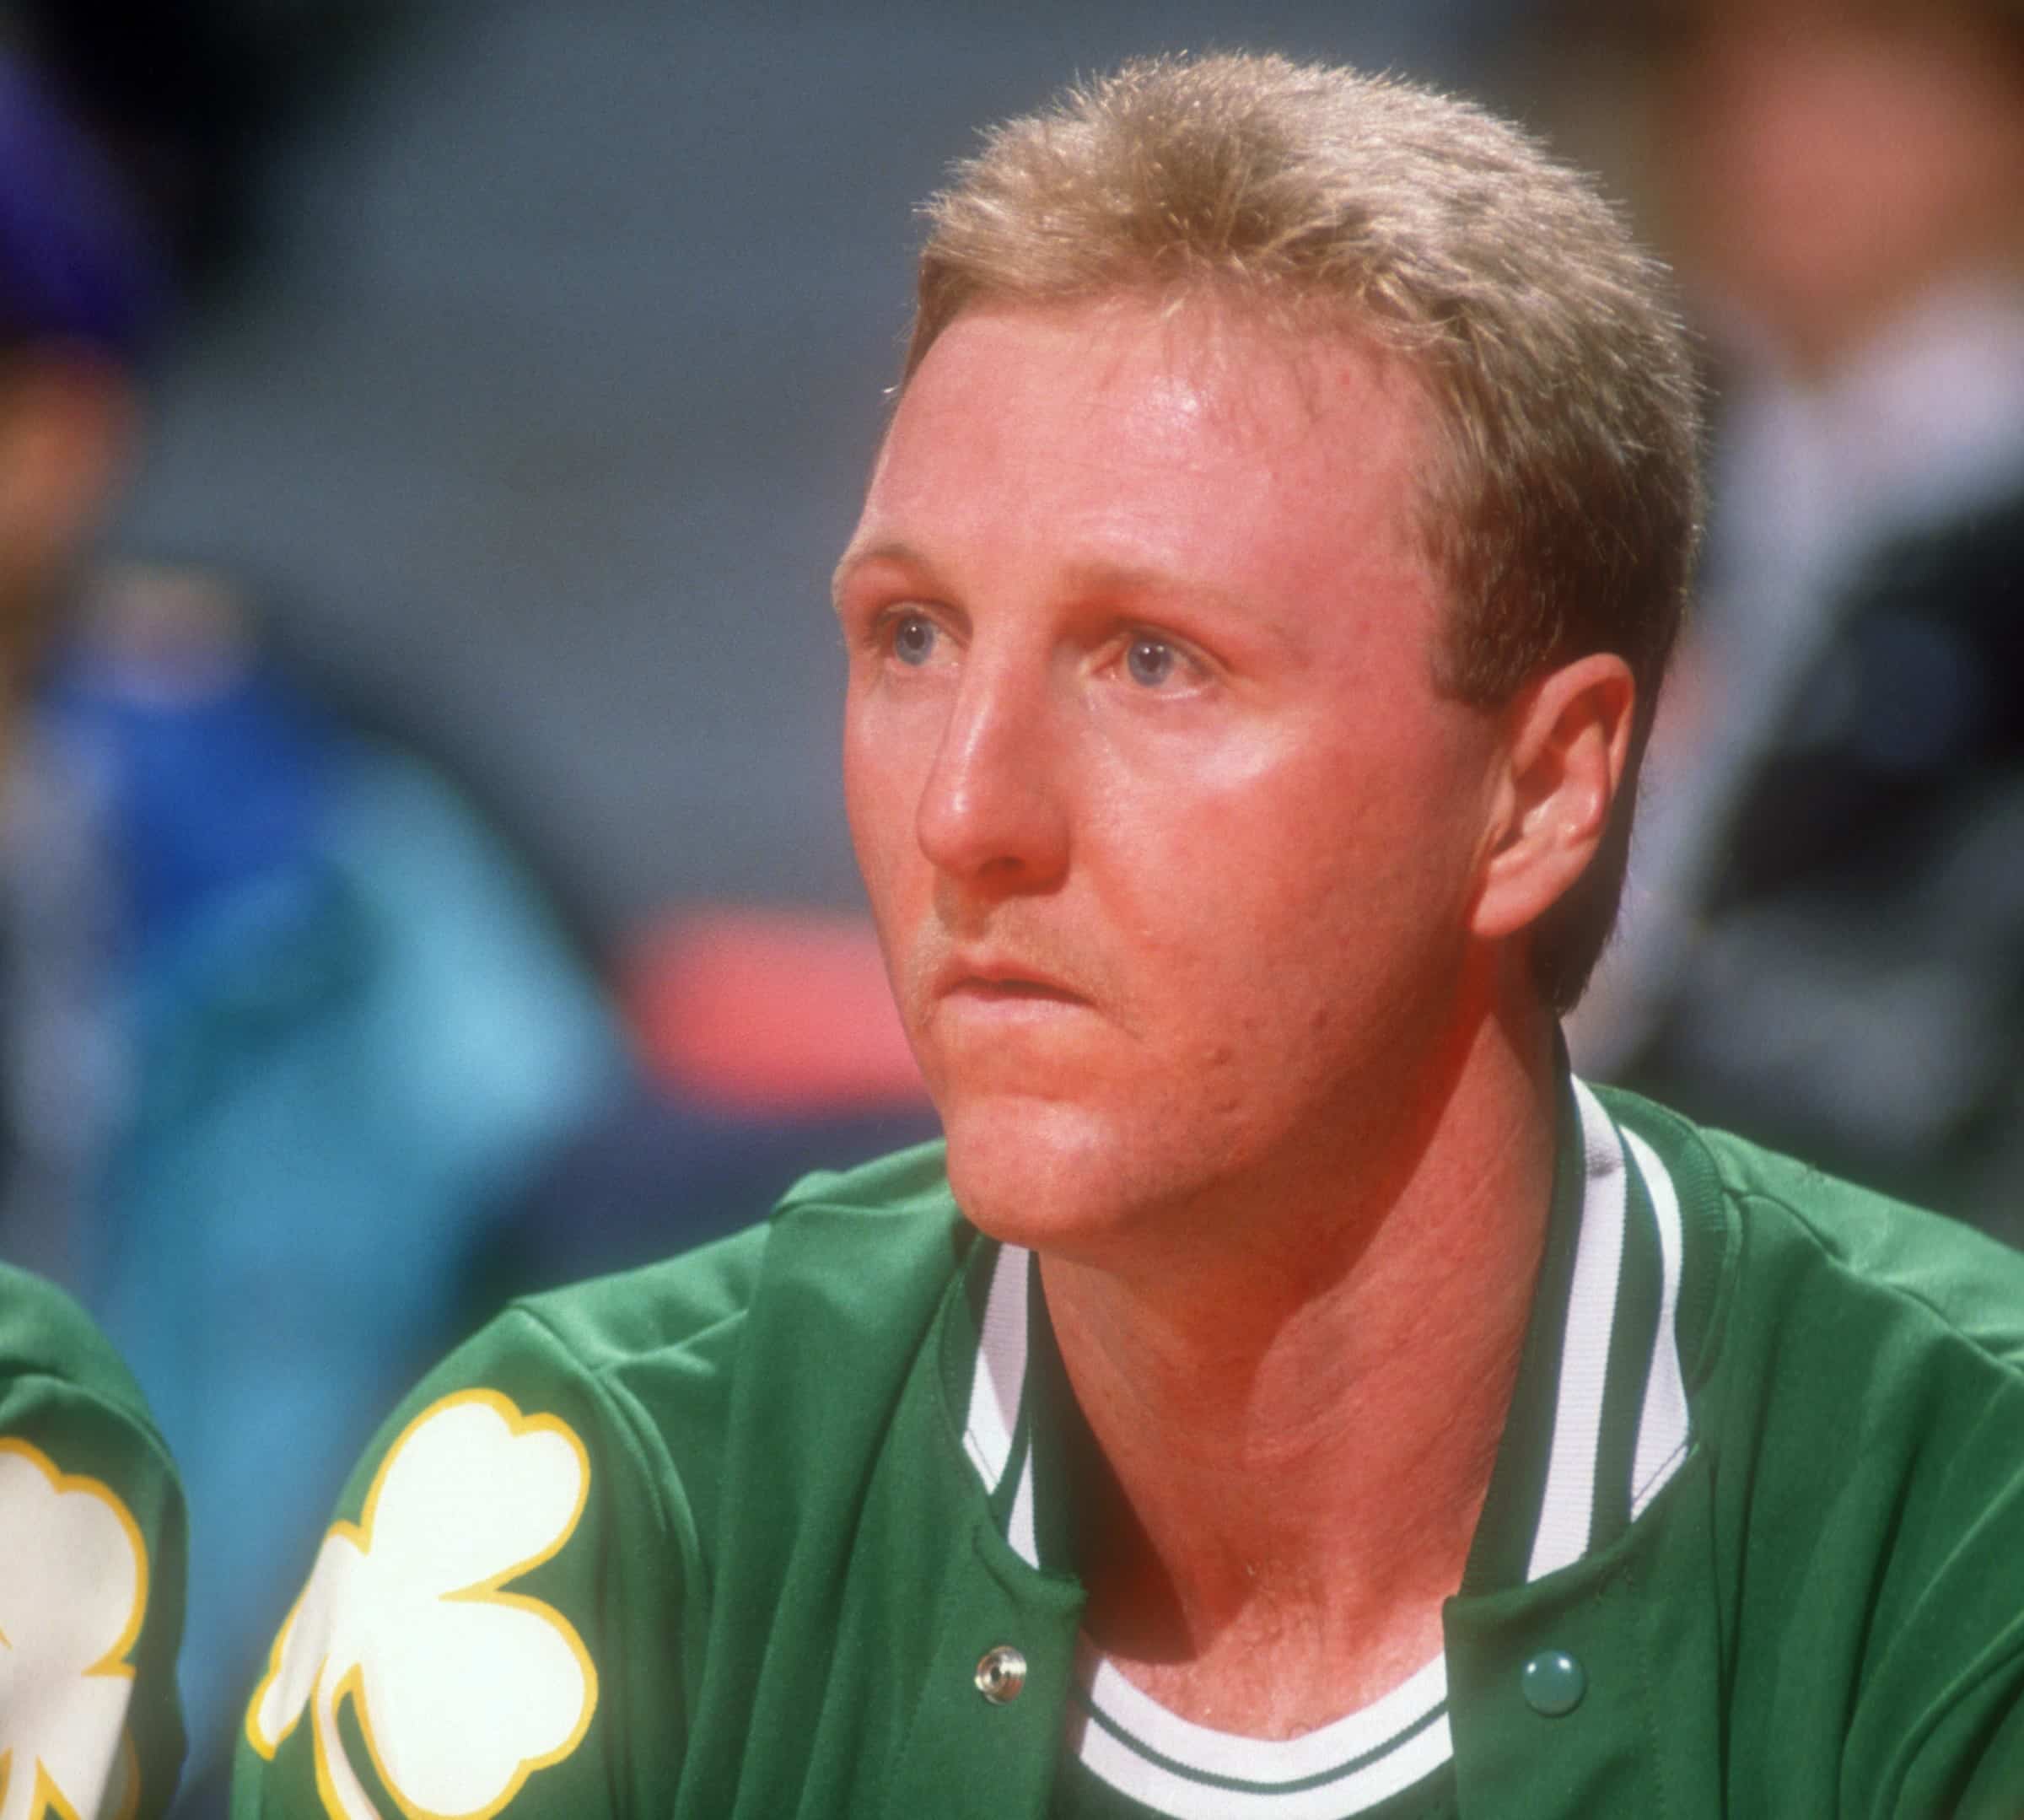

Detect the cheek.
xmin=1117 ymin=736 xmax=1485 ymax=998
xmin=1082 ymin=780 xmax=1353 ymax=1058
xmin=842 ymin=708 xmax=923 ymax=894
xmin=1106 ymin=727 xmax=1445 ymax=918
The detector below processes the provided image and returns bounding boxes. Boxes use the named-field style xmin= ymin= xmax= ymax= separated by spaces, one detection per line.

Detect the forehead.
xmin=886 ymin=292 xmax=1426 ymax=469
xmin=849 ymin=296 xmax=1440 ymax=620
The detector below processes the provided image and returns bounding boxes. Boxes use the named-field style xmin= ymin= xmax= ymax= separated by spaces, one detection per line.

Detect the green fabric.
xmin=232 ymin=1090 xmax=2024 ymax=1818
xmin=0 ymin=1260 xmax=187 ymax=1817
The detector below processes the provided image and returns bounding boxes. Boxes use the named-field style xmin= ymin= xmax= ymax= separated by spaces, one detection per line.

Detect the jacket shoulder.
xmin=1600 ymin=1084 xmax=2024 ymax=1374
xmin=1598 ymin=1092 xmax=2024 ymax=1815
xmin=464 ymin=1139 xmax=965 ymax=1504
xmin=774 ymin=1137 xmax=960 ymax=1221
xmin=0 ymin=1260 xmax=160 ymax=1424
xmin=502 ymin=1137 xmax=962 ymax=1373
xmin=1696 ymin=1118 xmax=2024 ymax=1372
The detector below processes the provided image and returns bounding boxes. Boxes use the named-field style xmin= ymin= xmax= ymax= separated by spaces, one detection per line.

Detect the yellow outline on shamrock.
xmin=0 ymin=1745 xmax=140 ymax=1820
xmin=246 ymin=1388 xmax=600 ymax=1820
xmin=0 ymin=1435 xmax=149 ymax=1820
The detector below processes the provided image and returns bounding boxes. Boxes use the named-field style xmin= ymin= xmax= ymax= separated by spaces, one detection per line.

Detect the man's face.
xmin=835 ymin=298 xmax=1509 ymax=1260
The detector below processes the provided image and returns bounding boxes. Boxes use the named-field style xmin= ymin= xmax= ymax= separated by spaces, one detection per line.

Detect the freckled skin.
xmin=834 ymin=298 xmax=1510 ymax=1275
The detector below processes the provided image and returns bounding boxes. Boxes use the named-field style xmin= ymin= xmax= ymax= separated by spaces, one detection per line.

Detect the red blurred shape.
xmin=622 ymin=906 xmax=926 ymax=1117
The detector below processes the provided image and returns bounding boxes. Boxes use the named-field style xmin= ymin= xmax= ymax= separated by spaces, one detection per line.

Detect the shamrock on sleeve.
xmin=247 ymin=1391 xmax=597 ymax=1820
xmin=0 ymin=1436 xmax=150 ymax=1820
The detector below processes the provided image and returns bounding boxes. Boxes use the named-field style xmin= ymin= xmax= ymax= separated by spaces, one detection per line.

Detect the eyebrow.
xmin=830 ymin=538 xmax=930 ymax=613
xmin=1061 ymin=560 xmax=1309 ymax=659
xmin=830 ymin=542 xmax=1305 ymax=657
xmin=834 ymin=544 xmax=1225 ymax=614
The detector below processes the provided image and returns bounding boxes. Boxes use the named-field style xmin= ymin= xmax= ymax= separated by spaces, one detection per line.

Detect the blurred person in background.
xmin=1557 ymin=0 xmax=2024 ymax=1241
xmin=0 ymin=12 xmax=626 ymax=1807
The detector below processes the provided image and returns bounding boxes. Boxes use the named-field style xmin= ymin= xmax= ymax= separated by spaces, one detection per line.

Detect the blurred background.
xmin=110 ymin=0 xmax=1511 ymax=940
xmin=3 ymin=0 xmax=2020 ymax=1809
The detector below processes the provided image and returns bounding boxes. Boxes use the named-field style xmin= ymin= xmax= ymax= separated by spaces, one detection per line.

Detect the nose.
xmin=915 ymin=654 xmax=1070 ymax=898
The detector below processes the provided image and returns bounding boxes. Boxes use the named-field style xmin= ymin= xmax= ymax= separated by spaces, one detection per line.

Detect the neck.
xmin=1042 ymin=993 xmax=1558 ymax=1728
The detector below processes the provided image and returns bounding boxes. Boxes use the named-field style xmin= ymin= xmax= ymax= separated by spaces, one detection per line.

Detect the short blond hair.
xmin=906 ymin=53 xmax=1704 ymax=1011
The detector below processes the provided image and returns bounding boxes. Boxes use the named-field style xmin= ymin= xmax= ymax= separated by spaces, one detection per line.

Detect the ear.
xmin=1469 ymin=652 xmax=1635 ymax=943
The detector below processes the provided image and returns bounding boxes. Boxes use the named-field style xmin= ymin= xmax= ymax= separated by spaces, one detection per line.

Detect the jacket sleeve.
xmin=231 ymin=1303 xmax=691 ymax=1818
xmin=0 ymin=1344 xmax=189 ymax=1819
xmin=1887 ymin=1657 xmax=2024 ymax=1819
xmin=1854 ymin=1424 xmax=2024 ymax=1820
xmin=1952 ymin=1699 xmax=2024 ymax=1820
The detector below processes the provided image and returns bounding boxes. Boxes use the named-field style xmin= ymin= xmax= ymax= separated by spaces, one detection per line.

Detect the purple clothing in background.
xmin=0 ymin=51 xmax=169 ymax=358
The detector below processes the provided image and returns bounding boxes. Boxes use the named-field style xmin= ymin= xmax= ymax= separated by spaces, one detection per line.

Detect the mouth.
xmin=933 ymin=955 xmax=1087 ymax=1007
xmin=952 ymin=976 xmax=1080 ymax=1001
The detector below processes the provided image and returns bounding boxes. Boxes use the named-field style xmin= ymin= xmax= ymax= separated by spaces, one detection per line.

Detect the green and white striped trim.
xmin=1527 ymin=1078 xmax=1692 ymax=1579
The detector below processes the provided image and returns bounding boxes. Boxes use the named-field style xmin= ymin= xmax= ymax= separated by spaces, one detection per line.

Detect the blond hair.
xmin=907 ymin=53 xmax=1704 ymax=1010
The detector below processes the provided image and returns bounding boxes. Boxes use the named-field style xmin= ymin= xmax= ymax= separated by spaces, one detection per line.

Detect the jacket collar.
xmin=940 ymin=1074 xmax=1716 ymax=1587
xmin=929 ymin=1071 xmax=1729 ymax=1815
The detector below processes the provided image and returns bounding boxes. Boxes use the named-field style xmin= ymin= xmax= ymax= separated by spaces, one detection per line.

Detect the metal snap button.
xmin=1521 ymin=1648 xmax=1586 ymax=1716
xmin=975 ymin=1644 xmax=1028 ymax=1704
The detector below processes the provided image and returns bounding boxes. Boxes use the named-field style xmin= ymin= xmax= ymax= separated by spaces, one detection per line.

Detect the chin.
xmin=940 ymin=1095 xmax=1136 ymax=1252
xmin=937 ymin=1091 xmax=1207 ymax=1263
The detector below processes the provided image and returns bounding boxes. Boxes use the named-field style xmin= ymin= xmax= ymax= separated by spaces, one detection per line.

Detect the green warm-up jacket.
xmin=233 ymin=1080 xmax=2024 ymax=1817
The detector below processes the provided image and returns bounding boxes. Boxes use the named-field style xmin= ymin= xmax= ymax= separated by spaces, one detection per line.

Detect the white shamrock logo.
xmin=247 ymin=1390 xmax=597 ymax=1820
xmin=0 ymin=1435 xmax=148 ymax=1820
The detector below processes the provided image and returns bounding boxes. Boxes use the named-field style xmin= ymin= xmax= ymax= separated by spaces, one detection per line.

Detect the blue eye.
xmin=891 ymin=612 xmax=938 ymax=666
xmin=1125 ymin=636 xmax=1178 ymax=688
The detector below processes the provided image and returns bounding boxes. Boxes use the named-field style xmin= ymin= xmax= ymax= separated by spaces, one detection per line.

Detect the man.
xmin=234 ymin=52 xmax=2024 ymax=1817
xmin=0 ymin=47 xmax=188 ymax=1817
